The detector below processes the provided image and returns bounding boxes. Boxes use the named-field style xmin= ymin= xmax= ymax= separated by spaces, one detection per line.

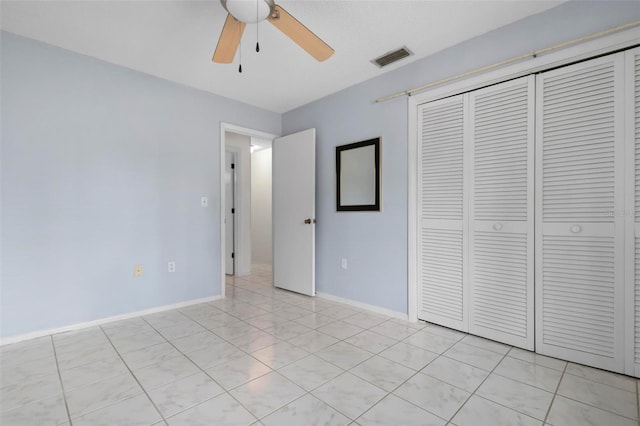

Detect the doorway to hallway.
xmin=220 ymin=123 xmax=277 ymax=298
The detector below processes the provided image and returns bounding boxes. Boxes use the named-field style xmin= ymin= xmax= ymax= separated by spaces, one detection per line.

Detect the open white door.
xmin=273 ymin=128 xmax=316 ymax=296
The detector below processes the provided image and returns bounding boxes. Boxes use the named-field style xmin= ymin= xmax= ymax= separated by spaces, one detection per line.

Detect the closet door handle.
xmin=570 ymin=225 xmax=582 ymax=233
xmin=493 ymin=223 xmax=503 ymax=231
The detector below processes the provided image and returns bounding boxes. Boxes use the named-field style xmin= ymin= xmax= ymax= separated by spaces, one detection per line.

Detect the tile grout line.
xmin=351 ymin=348 xmax=446 ymax=423
xmin=309 ymin=322 xmax=457 ymax=423
xmin=277 ymin=336 xmax=384 ymax=421
xmin=99 ymin=325 xmax=168 ymax=425
xmin=255 ymin=390 xmax=312 ymax=422
xmin=233 ymin=284 xmax=359 ymax=422
xmin=285 ymin=303 xmax=440 ymax=421
xmin=483 ymin=351 xmax=581 ymax=423
xmin=139 ymin=314 xmax=265 ymax=423
xmin=184 ymin=307 xmax=315 ymax=368
xmin=260 ymin=328 xmax=405 ymax=423
xmin=443 ymin=346 xmax=512 ymax=424
xmin=253 ymin=370 xmax=338 ymax=422
xmin=273 ymin=317 xmax=407 ymax=422
xmin=550 ymin=391 xmax=639 ymax=422
xmin=298 ymin=369 xmax=361 ymax=421
xmin=542 ymin=357 xmax=568 ymax=424
xmin=309 ymin=341 xmax=370 ymax=371
xmin=380 ymin=336 xmax=474 ymax=420
xmin=480 ymin=355 xmax=563 ymax=393
xmin=349 ymin=329 xmax=497 ymax=422
xmin=254 ymin=298 xmax=408 ymax=420
xmin=205 ymin=280 xmax=365 ymax=422
xmin=50 ymin=335 xmax=74 ymax=426
xmin=543 ymin=364 xmax=639 ymax=421
xmin=224 ymin=281 xmax=387 ymax=422
xmin=402 ymin=333 xmax=638 ymax=424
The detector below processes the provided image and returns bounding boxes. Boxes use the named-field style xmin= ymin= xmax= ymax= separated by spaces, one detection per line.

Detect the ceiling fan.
xmin=212 ymin=0 xmax=334 ymax=65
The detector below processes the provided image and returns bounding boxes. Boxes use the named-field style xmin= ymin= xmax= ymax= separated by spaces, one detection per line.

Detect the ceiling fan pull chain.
xmin=255 ymin=0 xmax=260 ymax=53
xmin=238 ymin=34 xmax=242 ymax=73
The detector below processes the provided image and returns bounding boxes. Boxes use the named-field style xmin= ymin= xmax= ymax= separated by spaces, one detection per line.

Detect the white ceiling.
xmin=1 ymin=0 xmax=564 ymax=113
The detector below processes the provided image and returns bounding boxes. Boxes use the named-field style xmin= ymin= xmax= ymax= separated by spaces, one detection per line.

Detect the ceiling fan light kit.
xmin=222 ymin=0 xmax=274 ymax=24
xmin=213 ymin=0 xmax=334 ymax=67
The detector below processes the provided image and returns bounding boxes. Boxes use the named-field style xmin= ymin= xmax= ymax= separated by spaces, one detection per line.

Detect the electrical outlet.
xmin=201 ymin=196 xmax=208 ymax=207
xmin=341 ymin=258 xmax=348 ymax=270
xmin=168 ymin=261 xmax=176 ymax=273
xmin=134 ymin=264 xmax=143 ymax=277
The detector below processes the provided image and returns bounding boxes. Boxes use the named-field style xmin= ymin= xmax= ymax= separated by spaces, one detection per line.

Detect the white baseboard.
xmin=0 ymin=295 xmax=223 ymax=346
xmin=316 ymin=292 xmax=408 ymax=321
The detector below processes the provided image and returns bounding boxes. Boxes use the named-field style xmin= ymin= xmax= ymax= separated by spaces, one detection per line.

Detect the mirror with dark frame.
xmin=336 ymin=137 xmax=380 ymax=211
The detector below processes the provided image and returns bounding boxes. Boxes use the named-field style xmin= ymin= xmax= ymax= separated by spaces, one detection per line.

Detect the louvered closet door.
xmin=469 ymin=76 xmax=534 ymax=350
xmin=418 ymin=95 xmax=468 ymax=331
xmin=626 ymin=47 xmax=640 ymax=377
xmin=535 ymin=53 xmax=626 ymax=373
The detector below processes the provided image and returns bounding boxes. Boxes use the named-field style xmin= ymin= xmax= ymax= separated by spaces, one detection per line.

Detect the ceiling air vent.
xmin=372 ymin=47 xmax=413 ymax=68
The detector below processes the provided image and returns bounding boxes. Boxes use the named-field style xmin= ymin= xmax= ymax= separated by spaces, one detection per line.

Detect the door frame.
xmin=225 ymin=151 xmax=236 ymax=275
xmin=407 ymin=27 xmax=639 ymax=322
xmin=220 ymin=123 xmax=278 ymax=298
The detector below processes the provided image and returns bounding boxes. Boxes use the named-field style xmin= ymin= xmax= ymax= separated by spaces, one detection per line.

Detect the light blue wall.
xmin=282 ymin=1 xmax=640 ymax=314
xmin=1 ymin=31 xmax=280 ymax=338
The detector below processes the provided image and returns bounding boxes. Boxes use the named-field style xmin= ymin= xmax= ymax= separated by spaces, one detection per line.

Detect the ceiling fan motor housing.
xmin=221 ymin=0 xmax=275 ymax=23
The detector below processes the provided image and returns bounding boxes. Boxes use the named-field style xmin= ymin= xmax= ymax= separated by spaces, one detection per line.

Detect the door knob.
xmin=304 ymin=218 xmax=312 ymax=224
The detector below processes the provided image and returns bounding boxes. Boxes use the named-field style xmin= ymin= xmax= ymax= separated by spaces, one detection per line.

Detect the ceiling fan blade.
xmin=267 ymin=5 xmax=334 ymax=62
xmin=212 ymin=13 xmax=246 ymax=64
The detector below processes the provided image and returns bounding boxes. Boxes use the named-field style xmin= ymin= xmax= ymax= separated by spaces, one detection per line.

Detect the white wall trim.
xmin=316 ymin=292 xmax=408 ymax=321
xmin=623 ymin=47 xmax=639 ymax=376
xmin=0 ymin=295 xmax=222 ymax=346
xmin=407 ymin=25 xmax=640 ymax=326
xmin=407 ymin=96 xmax=418 ymax=323
xmin=220 ymin=122 xmax=278 ymax=298
xmin=222 ymin=123 xmax=278 ymax=141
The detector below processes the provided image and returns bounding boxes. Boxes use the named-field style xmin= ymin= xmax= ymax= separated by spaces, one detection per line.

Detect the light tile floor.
xmin=1 ymin=263 xmax=639 ymax=425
